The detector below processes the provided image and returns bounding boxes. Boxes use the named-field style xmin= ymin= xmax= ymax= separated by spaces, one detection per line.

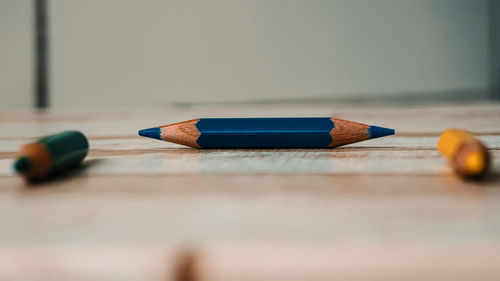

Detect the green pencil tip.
xmin=14 ymin=156 xmax=31 ymax=173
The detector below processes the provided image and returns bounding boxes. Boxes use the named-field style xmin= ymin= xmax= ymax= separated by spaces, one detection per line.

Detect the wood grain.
xmin=0 ymin=103 xmax=499 ymax=280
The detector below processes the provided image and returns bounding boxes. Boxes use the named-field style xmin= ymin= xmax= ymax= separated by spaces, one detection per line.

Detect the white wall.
xmin=0 ymin=0 xmax=490 ymax=108
xmin=0 ymin=0 xmax=33 ymax=108
xmin=490 ymin=0 xmax=500 ymax=97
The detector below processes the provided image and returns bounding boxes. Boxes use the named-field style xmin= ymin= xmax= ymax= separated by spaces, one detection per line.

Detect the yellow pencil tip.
xmin=465 ymin=152 xmax=484 ymax=174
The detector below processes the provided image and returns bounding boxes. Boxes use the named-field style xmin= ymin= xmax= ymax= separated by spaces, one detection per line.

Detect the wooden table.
xmin=0 ymin=102 xmax=499 ymax=281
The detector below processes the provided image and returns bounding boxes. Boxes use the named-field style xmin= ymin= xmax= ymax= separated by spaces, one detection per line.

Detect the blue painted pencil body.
xmin=138 ymin=117 xmax=394 ymax=148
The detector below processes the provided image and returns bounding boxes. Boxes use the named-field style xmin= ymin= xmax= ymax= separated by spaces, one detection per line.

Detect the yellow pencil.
xmin=437 ymin=129 xmax=491 ymax=178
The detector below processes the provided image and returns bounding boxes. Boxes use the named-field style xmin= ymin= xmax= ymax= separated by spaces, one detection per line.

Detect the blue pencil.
xmin=138 ymin=117 xmax=394 ymax=148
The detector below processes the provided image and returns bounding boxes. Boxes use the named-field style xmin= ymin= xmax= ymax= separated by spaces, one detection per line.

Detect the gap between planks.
xmin=0 ymin=132 xmax=499 ymax=141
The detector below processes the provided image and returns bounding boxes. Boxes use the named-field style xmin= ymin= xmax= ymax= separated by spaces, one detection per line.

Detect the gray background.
xmin=0 ymin=0 xmax=496 ymax=108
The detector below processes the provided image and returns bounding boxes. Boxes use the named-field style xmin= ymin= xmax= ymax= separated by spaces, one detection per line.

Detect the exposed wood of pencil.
xmin=454 ymin=139 xmax=491 ymax=176
xmin=328 ymin=118 xmax=369 ymax=147
xmin=159 ymin=119 xmax=201 ymax=148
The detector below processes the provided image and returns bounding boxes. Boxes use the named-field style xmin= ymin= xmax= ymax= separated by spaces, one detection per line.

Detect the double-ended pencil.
xmin=138 ymin=117 xmax=394 ymax=148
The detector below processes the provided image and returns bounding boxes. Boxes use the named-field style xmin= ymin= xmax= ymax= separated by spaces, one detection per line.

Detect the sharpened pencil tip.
xmin=369 ymin=125 xmax=395 ymax=139
xmin=13 ymin=156 xmax=30 ymax=173
xmin=138 ymin=127 xmax=161 ymax=140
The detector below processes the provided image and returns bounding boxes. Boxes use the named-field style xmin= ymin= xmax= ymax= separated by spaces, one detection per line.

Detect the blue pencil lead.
xmin=369 ymin=125 xmax=395 ymax=139
xmin=138 ymin=127 xmax=161 ymax=140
